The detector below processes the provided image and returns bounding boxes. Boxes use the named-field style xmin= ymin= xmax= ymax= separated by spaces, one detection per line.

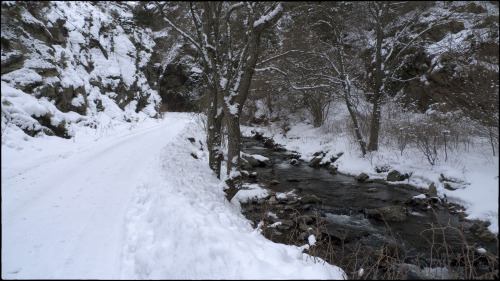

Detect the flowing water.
xmin=241 ymin=137 xmax=498 ymax=279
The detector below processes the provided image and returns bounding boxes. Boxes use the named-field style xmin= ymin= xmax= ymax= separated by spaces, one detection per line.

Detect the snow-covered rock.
xmin=1 ymin=1 xmax=160 ymax=138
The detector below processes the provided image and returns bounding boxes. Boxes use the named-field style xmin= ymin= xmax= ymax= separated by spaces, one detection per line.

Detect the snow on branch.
xmin=290 ymin=84 xmax=331 ymax=91
xmin=162 ymin=17 xmax=201 ymax=52
xmin=255 ymin=67 xmax=287 ymax=76
xmin=253 ymin=3 xmax=283 ymax=28
xmin=227 ymin=2 xmax=244 ymax=12
xmin=257 ymin=50 xmax=312 ymax=66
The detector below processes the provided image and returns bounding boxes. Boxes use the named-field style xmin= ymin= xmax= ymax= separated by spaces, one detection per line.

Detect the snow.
xmin=243 ymin=110 xmax=499 ymax=235
xmin=2 ymin=113 xmax=346 ymax=280
xmin=270 ymin=221 xmax=282 ymax=228
xmin=242 ymin=151 xmax=269 ymax=162
xmin=2 ymin=1 xmax=161 ymax=134
xmin=232 ymin=183 xmax=269 ymax=204
xmin=220 ymin=77 xmax=228 ymax=89
xmin=358 ymin=268 xmax=364 ymax=277
xmin=253 ymin=4 xmax=283 ymax=28
xmin=191 ymin=66 xmax=203 ymax=73
xmin=2 ymin=68 xmax=43 ymax=87
xmin=476 ymin=247 xmax=487 ymax=254
xmin=3 ymin=1 xmax=496 ymax=279
xmin=112 ymin=33 xmax=137 ymax=87
xmin=21 ymin=7 xmax=44 ymax=25
xmin=71 ymin=93 xmax=85 ymax=107
xmin=413 ymin=194 xmax=426 ymax=200
xmin=267 ymin=212 xmax=278 ymax=219
xmin=225 ymin=97 xmax=239 ymax=116
xmin=1 ymin=82 xmax=79 ymax=134
xmin=308 ymin=235 xmax=317 ymax=246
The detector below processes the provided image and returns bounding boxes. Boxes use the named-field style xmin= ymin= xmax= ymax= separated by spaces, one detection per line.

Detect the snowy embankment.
xmin=2 ymin=113 xmax=346 ymax=279
xmin=242 ymin=123 xmax=499 ymax=235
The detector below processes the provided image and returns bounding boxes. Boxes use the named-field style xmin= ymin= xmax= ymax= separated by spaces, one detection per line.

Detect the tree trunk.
xmin=224 ymin=113 xmax=241 ymax=201
xmin=337 ymin=46 xmax=366 ymax=156
xmin=207 ymin=101 xmax=223 ymax=178
xmin=367 ymin=9 xmax=384 ymax=152
xmin=344 ymin=94 xmax=366 ymax=156
xmin=206 ymin=89 xmax=218 ymax=175
xmin=489 ymin=126 xmax=496 ymax=156
xmin=367 ymin=95 xmax=381 ymax=152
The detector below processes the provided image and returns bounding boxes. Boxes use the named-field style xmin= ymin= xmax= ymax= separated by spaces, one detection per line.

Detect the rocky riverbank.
xmin=238 ymin=132 xmax=499 ymax=280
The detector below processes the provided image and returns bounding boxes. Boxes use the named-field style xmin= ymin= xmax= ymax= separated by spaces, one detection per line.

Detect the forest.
xmin=130 ymin=1 xmax=499 ymax=197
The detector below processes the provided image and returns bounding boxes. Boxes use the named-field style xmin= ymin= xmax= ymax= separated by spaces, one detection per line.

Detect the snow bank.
xmin=121 ymin=117 xmax=346 ymax=279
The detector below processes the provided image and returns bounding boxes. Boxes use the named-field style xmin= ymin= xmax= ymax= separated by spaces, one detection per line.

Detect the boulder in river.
xmin=273 ymin=145 xmax=287 ymax=152
xmin=313 ymin=151 xmax=325 ymax=157
xmin=356 ymin=173 xmax=369 ymax=182
xmin=300 ymin=194 xmax=322 ymax=204
xmin=320 ymin=226 xmax=359 ymax=242
xmin=308 ymin=156 xmax=323 ymax=168
xmin=375 ymin=164 xmax=390 ymax=173
xmin=242 ymin=155 xmax=269 ymax=168
xmin=442 ymin=182 xmax=458 ymax=191
xmin=253 ymin=131 xmax=264 ymax=140
xmin=298 ymin=232 xmax=308 ymax=241
xmin=428 ymin=182 xmax=438 ymax=197
xmin=268 ymin=196 xmax=278 ymax=205
xmin=364 ymin=205 xmax=408 ymax=222
xmin=263 ymin=138 xmax=275 ymax=148
xmin=330 ymin=152 xmax=344 ymax=163
xmin=328 ymin=165 xmax=338 ymax=174
xmin=387 ymin=170 xmax=409 ymax=182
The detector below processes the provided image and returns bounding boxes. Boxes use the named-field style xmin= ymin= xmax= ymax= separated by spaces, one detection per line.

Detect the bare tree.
xmin=272 ymin=2 xmax=368 ymax=155
xmin=362 ymin=1 xmax=443 ymax=151
xmin=161 ymin=2 xmax=284 ymax=200
xmin=309 ymin=2 xmax=368 ymax=155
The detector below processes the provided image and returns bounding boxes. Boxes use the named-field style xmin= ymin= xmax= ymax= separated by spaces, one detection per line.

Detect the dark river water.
xmin=241 ymin=137 xmax=498 ymax=279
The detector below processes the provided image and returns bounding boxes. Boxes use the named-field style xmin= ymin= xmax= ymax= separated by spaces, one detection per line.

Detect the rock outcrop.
xmin=1 ymin=1 xmax=202 ymax=138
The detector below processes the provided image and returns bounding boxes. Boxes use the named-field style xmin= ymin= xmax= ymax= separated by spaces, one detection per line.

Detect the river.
xmin=240 ymin=136 xmax=498 ymax=280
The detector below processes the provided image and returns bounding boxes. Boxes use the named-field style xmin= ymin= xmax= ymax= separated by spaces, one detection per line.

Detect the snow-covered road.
xmin=2 ymin=114 xmax=190 ymax=279
xmin=2 ymin=113 xmax=346 ymax=279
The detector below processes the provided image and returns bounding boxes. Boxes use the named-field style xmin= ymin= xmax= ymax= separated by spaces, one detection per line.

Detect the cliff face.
xmin=1 ymin=1 xmax=163 ymax=138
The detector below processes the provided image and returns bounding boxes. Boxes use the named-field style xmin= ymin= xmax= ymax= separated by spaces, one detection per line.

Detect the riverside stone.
xmin=308 ymin=157 xmax=323 ymax=168
xmin=428 ymin=182 xmax=438 ymax=197
xmin=356 ymin=173 xmax=369 ymax=182
xmin=365 ymin=205 xmax=408 ymax=222
xmin=300 ymin=194 xmax=321 ymax=204
xmin=387 ymin=170 xmax=408 ymax=181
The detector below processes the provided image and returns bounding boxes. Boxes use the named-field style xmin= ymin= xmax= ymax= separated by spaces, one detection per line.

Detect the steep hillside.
xmin=1 ymin=1 xmax=168 ymax=139
xmin=399 ymin=1 xmax=499 ymax=113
